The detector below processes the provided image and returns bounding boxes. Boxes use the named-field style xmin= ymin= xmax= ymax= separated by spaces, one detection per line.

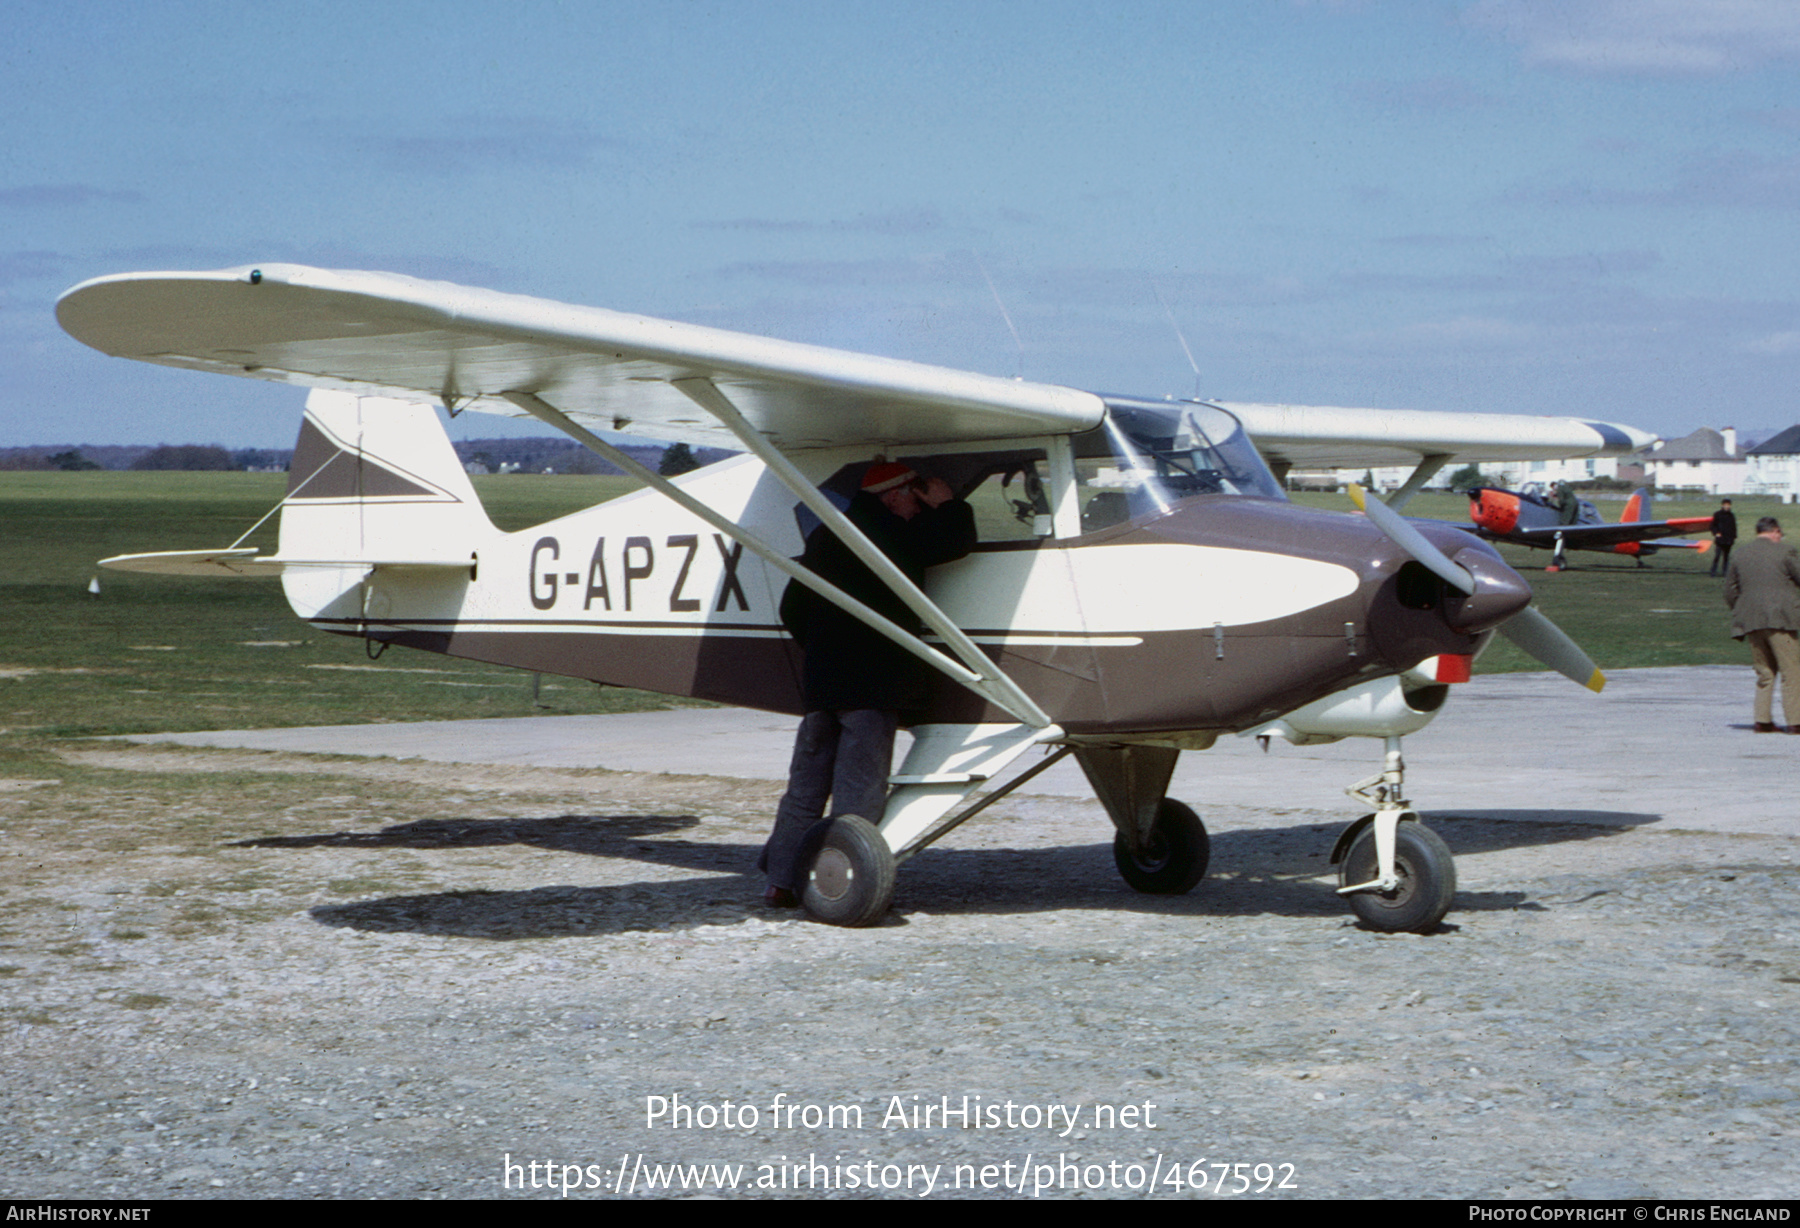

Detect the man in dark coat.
xmin=1710 ymin=498 xmax=1738 ymax=578
xmin=1723 ymin=516 xmax=1800 ymax=733
xmin=760 ymin=461 xmax=976 ymax=906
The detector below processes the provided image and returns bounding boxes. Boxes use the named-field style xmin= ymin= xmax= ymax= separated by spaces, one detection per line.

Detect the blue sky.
xmin=5 ymin=0 xmax=1800 ymax=448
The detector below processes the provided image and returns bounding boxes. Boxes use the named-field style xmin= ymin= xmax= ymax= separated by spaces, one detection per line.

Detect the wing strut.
xmin=1382 ymin=453 xmax=1451 ymax=512
xmin=668 ymin=376 xmax=1053 ymax=729
xmin=502 ymin=388 xmax=1055 ymax=731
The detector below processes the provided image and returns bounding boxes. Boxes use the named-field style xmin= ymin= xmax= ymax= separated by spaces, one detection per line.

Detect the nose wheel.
xmin=1332 ymin=737 xmax=1456 ymax=933
xmin=1336 ymin=817 xmax=1455 ymax=934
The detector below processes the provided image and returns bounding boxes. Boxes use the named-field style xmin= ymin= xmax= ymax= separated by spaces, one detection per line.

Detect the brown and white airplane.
xmin=59 ymin=264 xmax=1651 ymax=932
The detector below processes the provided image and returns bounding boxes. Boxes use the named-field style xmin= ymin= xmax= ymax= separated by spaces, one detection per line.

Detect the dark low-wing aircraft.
xmin=1466 ymin=484 xmax=1712 ymax=571
xmin=58 ymin=264 xmax=1653 ymax=932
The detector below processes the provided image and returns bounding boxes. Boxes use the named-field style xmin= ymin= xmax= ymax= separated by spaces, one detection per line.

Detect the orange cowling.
xmin=1469 ymin=489 xmax=1519 ymax=534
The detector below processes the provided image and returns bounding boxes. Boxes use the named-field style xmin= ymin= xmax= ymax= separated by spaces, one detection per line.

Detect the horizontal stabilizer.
xmin=98 ymin=549 xmax=475 ymax=577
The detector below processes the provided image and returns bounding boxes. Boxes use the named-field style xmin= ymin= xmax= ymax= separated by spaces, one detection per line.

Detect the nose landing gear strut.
xmin=1331 ymin=737 xmax=1456 ymax=933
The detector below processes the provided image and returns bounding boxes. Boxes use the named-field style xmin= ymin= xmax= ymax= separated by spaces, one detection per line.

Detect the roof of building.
xmin=1641 ymin=427 xmax=1744 ymax=463
xmin=1748 ymin=424 xmax=1800 ymax=456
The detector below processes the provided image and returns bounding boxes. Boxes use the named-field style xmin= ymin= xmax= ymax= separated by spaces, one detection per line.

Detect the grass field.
xmin=0 ymin=473 xmax=1776 ymax=737
xmin=0 ymin=470 xmax=664 ymax=737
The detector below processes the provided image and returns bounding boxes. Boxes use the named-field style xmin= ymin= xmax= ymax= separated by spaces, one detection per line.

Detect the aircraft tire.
xmin=798 ymin=815 xmax=896 ymax=928
xmin=1339 ymin=821 xmax=1456 ymax=934
xmin=1112 ymin=799 xmax=1210 ymax=894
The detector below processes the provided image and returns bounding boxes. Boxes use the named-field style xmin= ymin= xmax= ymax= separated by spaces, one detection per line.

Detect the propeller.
xmin=1350 ymin=485 xmax=1604 ymax=693
xmin=1495 ymin=606 xmax=1605 ymax=693
xmin=1350 ymin=484 xmax=1473 ymax=594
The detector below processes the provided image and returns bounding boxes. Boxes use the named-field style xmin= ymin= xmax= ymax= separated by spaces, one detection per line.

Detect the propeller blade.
xmin=1496 ymin=606 xmax=1606 ymax=693
xmin=1349 ymin=484 xmax=1475 ymax=594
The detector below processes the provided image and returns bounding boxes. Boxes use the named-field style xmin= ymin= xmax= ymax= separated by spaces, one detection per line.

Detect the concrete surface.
xmin=117 ymin=665 xmax=1795 ymax=837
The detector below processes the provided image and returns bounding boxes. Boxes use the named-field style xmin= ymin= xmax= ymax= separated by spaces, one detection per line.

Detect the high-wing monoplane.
xmin=58 ymin=264 xmax=1654 ymax=933
xmin=1464 ymin=485 xmax=1712 ymax=571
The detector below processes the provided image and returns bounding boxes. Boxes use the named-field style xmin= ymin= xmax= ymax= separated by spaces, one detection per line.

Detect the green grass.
xmin=0 ymin=470 xmax=667 ymax=736
xmin=0 ymin=475 xmax=1773 ymax=738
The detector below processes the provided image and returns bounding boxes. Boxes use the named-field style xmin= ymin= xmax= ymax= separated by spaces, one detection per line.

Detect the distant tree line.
xmin=1 ymin=437 xmax=732 ymax=475
xmin=452 ymin=437 xmax=732 ymax=475
xmin=0 ymin=445 xmax=293 ymax=471
xmin=129 ymin=445 xmax=235 ymax=471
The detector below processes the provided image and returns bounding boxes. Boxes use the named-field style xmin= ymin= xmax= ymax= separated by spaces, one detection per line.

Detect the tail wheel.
xmin=798 ymin=815 xmax=896 ymax=928
xmin=1339 ymin=821 xmax=1456 ymax=933
xmin=1113 ymin=799 xmax=1210 ymax=894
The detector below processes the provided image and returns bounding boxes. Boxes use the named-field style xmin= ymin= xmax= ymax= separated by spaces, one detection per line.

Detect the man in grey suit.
xmin=1723 ymin=516 xmax=1800 ymax=733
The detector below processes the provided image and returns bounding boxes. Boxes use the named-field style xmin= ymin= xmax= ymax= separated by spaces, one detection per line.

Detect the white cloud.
xmin=1737 ymin=330 xmax=1800 ymax=354
xmin=1466 ymin=0 xmax=1800 ymax=73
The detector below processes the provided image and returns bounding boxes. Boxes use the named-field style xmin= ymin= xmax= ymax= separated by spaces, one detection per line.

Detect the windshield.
xmin=1072 ymin=399 xmax=1284 ymax=532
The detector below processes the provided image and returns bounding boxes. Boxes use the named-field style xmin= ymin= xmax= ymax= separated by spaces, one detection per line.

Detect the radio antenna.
xmin=1152 ymin=281 xmax=1202 ymax=398
xmin=973 ymin=252 xmax=1024 ymax=379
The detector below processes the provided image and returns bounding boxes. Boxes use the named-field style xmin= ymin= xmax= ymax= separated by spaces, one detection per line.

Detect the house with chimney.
xmin=1638 ymin=427 xmax=1748 ymax=495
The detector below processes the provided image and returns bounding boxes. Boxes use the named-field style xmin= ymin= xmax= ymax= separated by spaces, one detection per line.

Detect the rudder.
xmin=1619 ymin=487 xmax=1652 ymax=524
xmin=278 ymin=390 xmax=495 ymax=621
xmin=279 ymin=389 xmax=493 ymax=560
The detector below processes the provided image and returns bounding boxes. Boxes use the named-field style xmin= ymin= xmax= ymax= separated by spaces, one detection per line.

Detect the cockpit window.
xmin=811 ymin=448 xmax=1053 ymax=546
xmin=963 ymin=458 xmax=1051 ymax=542
xmin=1073 ymin=399 xmax=1284 ymax=532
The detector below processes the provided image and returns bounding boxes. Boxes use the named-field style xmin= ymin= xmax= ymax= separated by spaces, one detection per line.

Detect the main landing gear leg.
xmin=1330 ymin=737 xmax=1456 ymax=934
xmin=1547 ymin=533 xmax=1567 ymax=573
xmin=1076 ymin=745 xmax=1211 ymax=895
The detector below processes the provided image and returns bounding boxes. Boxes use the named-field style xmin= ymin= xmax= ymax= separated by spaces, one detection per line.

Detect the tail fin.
xmin=1619 ymin=487 xmax=1652 ymax=524
xmin=97 ymin=390 xmax=493 ymax=581
xmin=279 ymin=389 xmax=494 ymax=560
xmin=279 ymin=390 xmax=495 ymax=621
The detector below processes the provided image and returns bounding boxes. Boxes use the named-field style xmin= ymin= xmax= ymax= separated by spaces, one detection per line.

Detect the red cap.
xmin=861 ymin=462 xmax=916 ymax=493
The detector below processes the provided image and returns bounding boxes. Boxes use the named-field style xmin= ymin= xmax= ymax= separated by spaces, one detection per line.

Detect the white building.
xmin=1512 ymin=453 xmax=1634 ymax=486
xmin=1746 ymin=425 xmax=1800 ymax=503
xmin=1318 ymin=453 xmax=1630 ymax=494
xmin=1639 ymin=427 xmax=1748 ymax=495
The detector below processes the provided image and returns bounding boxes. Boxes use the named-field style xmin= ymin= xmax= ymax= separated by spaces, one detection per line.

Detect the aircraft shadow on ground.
xmin=251 ymin=808 xmax=1658 ymax=940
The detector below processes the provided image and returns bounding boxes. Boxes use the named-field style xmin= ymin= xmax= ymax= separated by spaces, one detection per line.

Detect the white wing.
xmin=56 ymin=264 xmax=1103 ymax=450
xmin=58 ymin=263 xmax=1651 ymax=464
xmin=1220 ymin=401 xmax=1650 ymax=468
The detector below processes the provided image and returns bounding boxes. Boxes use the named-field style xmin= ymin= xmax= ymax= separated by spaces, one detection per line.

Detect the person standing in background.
xmin=1710 ymin=498 xmax=1737 ymax=578
xmin=1723 ymin=516 xmax=1800 ymax=733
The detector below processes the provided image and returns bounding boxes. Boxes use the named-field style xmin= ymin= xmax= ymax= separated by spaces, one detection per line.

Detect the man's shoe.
xmin=763 ymin=886 xmax=800 ymax=908
xmin=1755 ymin=722 xmax=1778 ymax=733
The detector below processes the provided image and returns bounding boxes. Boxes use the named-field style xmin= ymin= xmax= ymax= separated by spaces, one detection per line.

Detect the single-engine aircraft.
xmin=1464 ymin=484 xmax=1712 ymax=571
xmin=58 ymin=264 xmax=1654 ymax=933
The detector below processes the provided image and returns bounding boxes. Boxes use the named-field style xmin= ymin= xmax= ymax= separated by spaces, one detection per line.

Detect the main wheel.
xmin=1112 ymin=799 xmax=1210 ymax=894
xmin=1338 ymin=821 xmax=1456 ymax=933
xmin=798 ymin=815 xmax=896 ymax=927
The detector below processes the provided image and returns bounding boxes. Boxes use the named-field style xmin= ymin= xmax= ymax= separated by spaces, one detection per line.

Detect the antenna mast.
xmin=1153 ymin=281 xmax=1202 ymax=398
xmin=973 ymin=253 xmax=1025 ymax=379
